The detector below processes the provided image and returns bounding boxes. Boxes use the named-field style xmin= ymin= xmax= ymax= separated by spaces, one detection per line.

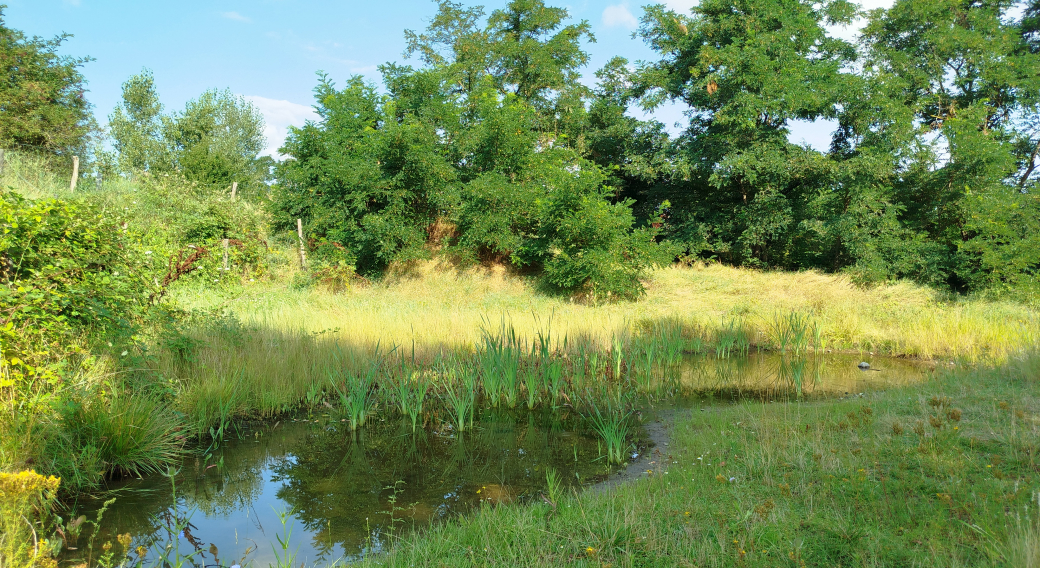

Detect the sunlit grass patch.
xmin=174 ymin=261 xmax=1039 ymax=363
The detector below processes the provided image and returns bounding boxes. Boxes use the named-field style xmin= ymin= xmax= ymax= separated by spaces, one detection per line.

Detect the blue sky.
xmin=5 ymin=0 xmax=891 ymax=156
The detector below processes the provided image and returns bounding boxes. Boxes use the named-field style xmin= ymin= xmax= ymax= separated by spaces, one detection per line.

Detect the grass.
xmin=354 ymin=352 xmax=1040 ymax=568
xmin=174 ymin=259 xmax=1040 ymax=363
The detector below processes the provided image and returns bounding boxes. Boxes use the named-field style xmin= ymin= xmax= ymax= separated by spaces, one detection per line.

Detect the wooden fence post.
xmin=0 ymin=149 xmax=5 ymax=177
xmin=222 ymin=239 xmax=230 ymax=271
xmin=296 ymin=219 xmax=307 ymax=269
xmin=70 ymin=156 xmax=79 ymax=191
xmin=231 ymin=181 xmax=238 ymax=200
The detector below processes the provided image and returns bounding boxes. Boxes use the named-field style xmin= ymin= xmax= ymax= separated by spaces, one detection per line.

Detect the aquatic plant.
xmin=582 ymin=392 xmax=632 ymax=465
xmin=271 ymin=506 xmax=299 ymax=568
xmin=638 ymin=340 xmax=657 ymax=395
xmin=545 ymin=359 xmax=565 ymax=406
xmin=392 ymin=362 xmax=429 ymax=432
xmin=715 ymin=317 xmax=752 ymax=358
xmin=330 ymin=351 xmax=382 ymax=431
xmin=770 ymin=311 xmax=817 ymax=355
xmin=478 ymin=320 xmax=522 ymax=408
xmin=441 ymin=360 xmax=476 ymax=432
xmin=611 ymin=334 xmax=626 ymax=381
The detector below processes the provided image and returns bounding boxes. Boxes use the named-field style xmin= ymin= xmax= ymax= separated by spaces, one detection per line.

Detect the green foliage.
xmin=109 ymin=71 xmax=271 ymax=196
xmin=0 ymin=6 xmax=93 ymax=155
xmin=274 ymin=1 xmax=669 ymax=297
xmin=0 ymin=191 xmax=145 ymax=387
xmin=629 ymin=0 xmax=1040 ymax=299
xmin=635 ymin=0 xmax=858 ymax=268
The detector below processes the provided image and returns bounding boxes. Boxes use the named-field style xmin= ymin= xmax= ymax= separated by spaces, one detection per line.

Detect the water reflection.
xmin=67 ymin=410 xmax=611 ymax=566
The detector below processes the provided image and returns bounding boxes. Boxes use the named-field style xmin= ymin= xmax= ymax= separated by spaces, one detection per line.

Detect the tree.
xmin=108 ymin=70 xmax=170 ymax=172
xmin=634 ymin=0 xmax=858 ymax=267
xmin=168 ymin=88 xmax=269 ymax=192
xmin=0 ymin=5 xmax=93 ymax=155
xmin=861 ymin=0 xmax=1040 ymax=292
xmin=109 ymin=72 xmax=270 ymax=194
xmin=276 ymin=0 xmax=671 ymax=298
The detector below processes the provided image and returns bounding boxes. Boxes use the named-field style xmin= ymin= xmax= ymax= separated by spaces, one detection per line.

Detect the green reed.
xmin=611 ymin=334 xmax=626 ymax=381
xmin=391 ymin=361 xmax=428 ymax=432
xmin=545 ymin=359 xmax=565 ymax=406
xmin=330 ymin=350 xmax=382 ymax=431
xmin=770 ymin=311 xmax=817 ymax=355
xmin=716 ymin=317 xmax=752 ymax=358
xmin=637 ymin=340 xmax=658 ymax=395
xmin=583 ymin=392 xmax=632 ymax=465
xmin=442 ymin=360 xmax=476 ymax=432
xmin=479 ymin=320 xmax=522 ymax=407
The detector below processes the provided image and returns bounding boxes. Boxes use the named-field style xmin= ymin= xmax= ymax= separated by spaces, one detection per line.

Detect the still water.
xmin=63 ymin=353 xmax=929 ymax=566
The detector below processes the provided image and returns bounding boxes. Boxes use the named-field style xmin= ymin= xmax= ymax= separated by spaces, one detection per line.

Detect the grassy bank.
xmin=177 ymin=260 xmax=1039 ymax=362
xmin=356 ymin=353 xmax=1040 ymax=568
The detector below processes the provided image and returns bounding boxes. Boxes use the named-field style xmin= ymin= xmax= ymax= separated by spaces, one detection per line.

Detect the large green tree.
xmin=635 ymin=0 xmax=858 ymax=268
xmin=0 ymin=6 xmax=93 ymax=155
xmin=859 ymin=0 xmax=1040 ymax=292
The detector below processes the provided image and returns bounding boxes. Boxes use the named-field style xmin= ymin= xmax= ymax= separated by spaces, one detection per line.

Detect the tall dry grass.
xmin=174 ymin=260 xmax=1039 ymax=362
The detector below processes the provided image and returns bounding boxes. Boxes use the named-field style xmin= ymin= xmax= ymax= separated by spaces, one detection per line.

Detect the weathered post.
xmin=0 ymin=149 xmax=6 ymax=177
xmin=296 ymin=219 xmax=307 ymax=269
xmin=70 ymin=156 xmax=80 ymax=191
xmin=222 ymin=238 xmax=230 ymax=271
xmin=231 ymin=181 xmax=238 ymax=200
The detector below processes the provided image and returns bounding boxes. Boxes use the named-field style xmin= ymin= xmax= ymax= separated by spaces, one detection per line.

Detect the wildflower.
xmin=585 ymin=546 xmax=596 ymax=556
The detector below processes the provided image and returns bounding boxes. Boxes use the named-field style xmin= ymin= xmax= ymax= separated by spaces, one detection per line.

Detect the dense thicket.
xmin=270 ymin=0 xmax=1040 ymax=299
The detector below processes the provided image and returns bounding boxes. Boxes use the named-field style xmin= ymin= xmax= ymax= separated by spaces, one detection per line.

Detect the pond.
xmin=62 ymin=352 xmax=929 ymax=566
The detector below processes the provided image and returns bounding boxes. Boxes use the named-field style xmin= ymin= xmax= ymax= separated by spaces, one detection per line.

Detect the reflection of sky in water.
xmin=65 ymin=353 xmax=929 ymax=566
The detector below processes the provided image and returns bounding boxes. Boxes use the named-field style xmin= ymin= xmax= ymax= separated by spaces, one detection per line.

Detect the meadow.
xmin=3 ymin=150 xmax=1040 ymax=567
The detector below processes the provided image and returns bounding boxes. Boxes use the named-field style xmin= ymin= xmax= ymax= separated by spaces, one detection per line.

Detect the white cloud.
xmin=602 ymin=4 xmax=639 ymax=29
xmin=222 ymin=11 xmax=252 ymax=23
xmin=242 ymin=96 xmax=319 ymax=158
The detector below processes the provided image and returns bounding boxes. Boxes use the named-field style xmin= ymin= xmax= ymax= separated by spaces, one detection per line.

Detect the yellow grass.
xmin=174 ymin=260 xmax=1039 ymax=362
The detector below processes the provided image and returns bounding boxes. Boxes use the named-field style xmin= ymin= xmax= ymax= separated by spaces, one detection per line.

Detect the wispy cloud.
xmin=242 ymin=96 xmax=319 ymax=158
xmin=222 ymin=11 xmax=252 ymax=23
xmin=602 ymin=3 xmax=639 ymax=29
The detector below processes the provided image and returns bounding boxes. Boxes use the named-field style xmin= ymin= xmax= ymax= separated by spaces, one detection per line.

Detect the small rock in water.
xmin=857 ymin=361 xmax=871 ymax=370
